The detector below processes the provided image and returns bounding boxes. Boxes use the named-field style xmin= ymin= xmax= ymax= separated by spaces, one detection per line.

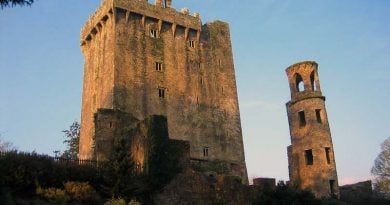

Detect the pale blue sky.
xmin=1 ymin=0 xmax=389 ymax=185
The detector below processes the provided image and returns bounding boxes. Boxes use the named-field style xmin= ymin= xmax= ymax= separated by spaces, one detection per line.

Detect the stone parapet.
xmin=81 ymin=0 xmax=201 ymax=45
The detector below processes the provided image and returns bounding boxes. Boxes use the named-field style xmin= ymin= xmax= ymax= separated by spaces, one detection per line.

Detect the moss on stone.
xmin=151 ymin=37 xmax=164 ymax=57
xmin=192 ymin=160 xmax=230 ymax=174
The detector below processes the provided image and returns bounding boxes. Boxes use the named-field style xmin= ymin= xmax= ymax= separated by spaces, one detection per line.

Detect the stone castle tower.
xmin=79 ymin=0 xmax=248 ymax=183
xmin=285 ymin=61 xmax=339 ymax=198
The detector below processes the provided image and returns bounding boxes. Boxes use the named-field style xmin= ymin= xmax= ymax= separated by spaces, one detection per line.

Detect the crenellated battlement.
xmin=81 ymin=0 xmax=201 ymax=46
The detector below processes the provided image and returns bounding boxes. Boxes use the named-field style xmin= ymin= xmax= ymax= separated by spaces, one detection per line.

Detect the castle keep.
xmin=79 ymin=0 xmax=248 ymax=183
xmin=286 ymin=61 xmax=340 ymax=198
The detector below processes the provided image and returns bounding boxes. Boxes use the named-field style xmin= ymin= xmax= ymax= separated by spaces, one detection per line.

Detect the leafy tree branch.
xmin=0 ymin=0 xmax=34 ymax=9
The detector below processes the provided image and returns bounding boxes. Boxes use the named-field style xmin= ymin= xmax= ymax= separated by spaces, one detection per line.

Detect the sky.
xmin=0 ymin=0 xmax=389 ymax=185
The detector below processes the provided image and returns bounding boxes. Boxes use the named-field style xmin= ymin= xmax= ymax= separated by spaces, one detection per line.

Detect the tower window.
xmin=316 ymin=109 xmax=322 ymax=123
xmin=150 ymin=29 xmax=158 ymax=38
xmin=158 ymin=88 xmax=165 ymax=98
xmin=305 ymin=149 xmax=313 ymax=165
xmin=203 ymin=147 xmax=209 ymax=157
xmin=329 ymin=180 xmax=336 ymax=196
xmin=189 ymin=40 xmax=195 ymax=48
xmin=102 ymin=15 xmax=109 ymax=23
xmin=310 ymin=71 xmax=317 ymax=91
xmin=155 ymin=62 xmax=163 ymax=71
xmin=325 ymin=147 xmax=331 ymax=164
xmin=109 ymin=122 xmax=113 ymax=128
xmin=298 ymin=111 xmax=306 ymax=127
xmin=295 ymin=73 xmax=304 ymax=92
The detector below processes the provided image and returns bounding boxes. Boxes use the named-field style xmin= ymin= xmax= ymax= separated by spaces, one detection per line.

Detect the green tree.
xmin=101 ymin=134 xmax=137 ymax=199
xmin=0 ymin=0 xmax=34 ymax=8
xmin=372 ymin=136 xmax=390 ymax=198
xmin=61 ymin=121 xmax=80 ymax=160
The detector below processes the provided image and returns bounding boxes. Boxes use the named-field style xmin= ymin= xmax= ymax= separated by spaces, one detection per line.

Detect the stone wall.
xmin=253 ymin=178 xmax=276 ymax=190
xmin=79 ymin=0 xmax=248 ymax=183
xmin=153 ymin=169 xmax=259 ymax=205
xmin=93 ymin=110 xmax=257 ymax=205
xmin=340 ymin=180 xmax=373 ymax=202
xmin=79 ymin=9 xmax=116 ymax=160
xmin=94 ymin=111 xmax=190 ymax=173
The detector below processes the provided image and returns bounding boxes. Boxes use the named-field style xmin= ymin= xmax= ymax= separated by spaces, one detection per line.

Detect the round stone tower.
xmin=285 ymin=61 xmax=339 ymax=198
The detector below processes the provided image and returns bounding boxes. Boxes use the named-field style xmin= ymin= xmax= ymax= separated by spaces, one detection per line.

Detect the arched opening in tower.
xmin=295 ymin=73 xmax=304 ymax=92
xmin=310 ymin=71 xmax=317 ymax=91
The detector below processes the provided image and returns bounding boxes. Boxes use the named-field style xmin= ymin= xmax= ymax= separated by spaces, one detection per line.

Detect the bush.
xmin=0 ymin=151 xmax=100 ymax=196
xmin=0 ymin=117 xmax=185 ymax=204
xmin=36 ymin=186 xmax=69 ymax=202
xmin=35 ymin=181 xmax=103 ymax=204
xmin=63 ymin=181 xmax=98 ymax=202
xmin=0 ymin=151 xmax=53 ymax=194
xmin=104 ymin=197 xmax=127 ymax=205
xmin=254 ymin=181 xmax=321 ymax=205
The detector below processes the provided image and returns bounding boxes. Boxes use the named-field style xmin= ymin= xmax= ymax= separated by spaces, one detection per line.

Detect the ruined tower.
xmin=285 ymin=61 xmax=339 ymax=198
xmin=79 ymin=0 xmax=248 ymax=183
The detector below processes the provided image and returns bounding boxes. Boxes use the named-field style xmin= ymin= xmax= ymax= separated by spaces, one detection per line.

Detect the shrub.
xmin=254 ymin=181 xmax=321 ymax=205
xmin=64 ymin=181 xmax=95 ymax=201
xmin=0 ymin=151 xmax=100 ymax=196
xmin=35 ymin=181 xmax=103 ymax=204
xmin=36 ymin=186 xmax=69 ymax=202
xmin=104 ymin=197 xmax=127 ymax=205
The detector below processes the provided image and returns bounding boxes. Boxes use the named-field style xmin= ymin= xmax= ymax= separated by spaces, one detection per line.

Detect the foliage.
xmin=103 ymin=198 xmax=141 ymax=205
xmin=145 ymin=116 xmax=183 ymax=192
xmin=254 ymin=181 xmax=321 ymax=205
xmin=61 ymin=121 xmax=80 ymax=160
xmin=35 ymin=181 xmax=101 ymax=204
xmin=0 ymin=117 xmax=185 ymax=203
xmin=252 ymin=181 xmax=390 ymax=205
xmin=0 ymin=192 xmax=63 ymax=205
xmin=0 ymin=135 xmax=14 ymax=152
xmin=0 ymin=151 xmax=102 ymax=203
xmin=3 ymin=149 xmax=388 ymax=204
xmin=0 ymin=0 xmax=34 ymax=8
xmin=371 ymin=136 xmax=390 ymax=197
xmin=100 ymin=134 xmax=138 ymax=200
xmin=63 ymin=181 xmax=100 ymax=203
xmin=0 ymin=151 xmax=99 ymax=196
xmin=342 ymin=197 xmax=390 ymax=205
xmin=36 ymin=186 xmax=69 ymax=202
xmin=104 ymin=197 xmax=127 ymax=205
xmin=99 ymin=116 xmax=184 ymax=203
